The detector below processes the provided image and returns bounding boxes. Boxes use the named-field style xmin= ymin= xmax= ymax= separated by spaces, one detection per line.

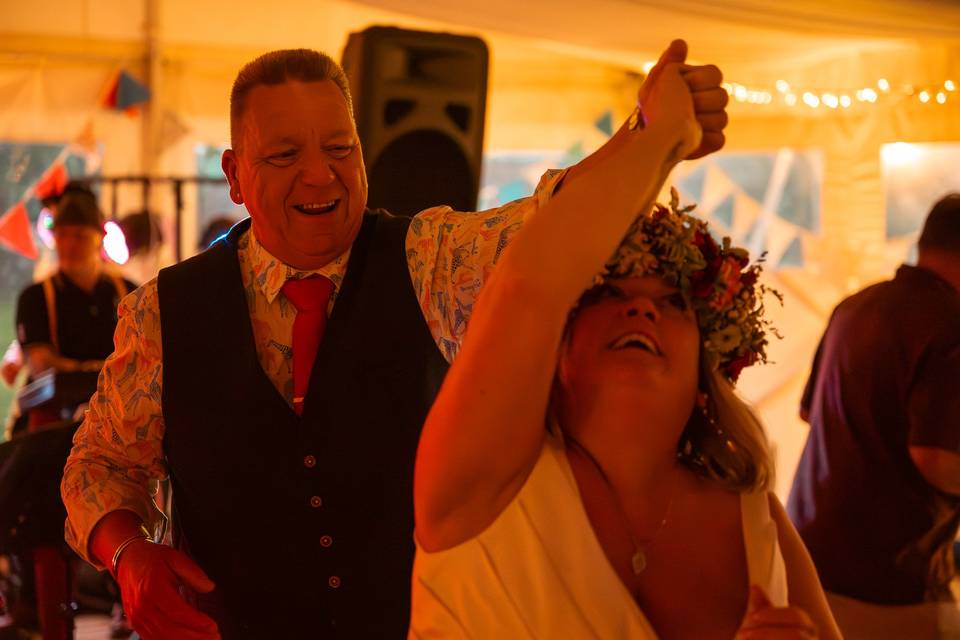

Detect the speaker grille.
xmin=367 ymin=130 xmax=474 ymax=217
xmin=343 ymin=27 xmax=489 ymax=217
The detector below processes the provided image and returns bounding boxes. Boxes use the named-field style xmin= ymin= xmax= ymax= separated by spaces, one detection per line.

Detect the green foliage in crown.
xmin=597 ymin=188 xmax=782 ymax=382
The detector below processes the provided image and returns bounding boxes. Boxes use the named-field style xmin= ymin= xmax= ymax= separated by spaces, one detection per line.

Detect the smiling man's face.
xmin=222 ymin=79 xmax=368 ymax=269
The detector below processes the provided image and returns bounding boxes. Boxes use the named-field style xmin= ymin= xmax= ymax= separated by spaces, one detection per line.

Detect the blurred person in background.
xmin=16 ymin=186 xmax=136 ymax=429
xmin=788 ymin=193 xmax=960 ymax=639
xmin=9 ymin=186 xmax=136 ymax=640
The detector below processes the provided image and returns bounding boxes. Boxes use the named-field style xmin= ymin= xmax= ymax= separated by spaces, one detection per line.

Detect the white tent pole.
xmin=142 ymin=0 xmax=180 ymax=266
xmin=142 ymin=0 xmax=162 ymax=176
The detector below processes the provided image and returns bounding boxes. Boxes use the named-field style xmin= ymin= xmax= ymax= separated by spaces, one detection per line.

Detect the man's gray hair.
xmin=229 ymin=49 xmax=354 ymax=149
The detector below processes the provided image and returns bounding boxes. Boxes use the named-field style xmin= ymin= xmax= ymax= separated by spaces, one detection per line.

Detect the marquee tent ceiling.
xmin=4 ymin=1 xmax=957 ymax=88
xmin=346 ymin=0 xmax=960 ymax=78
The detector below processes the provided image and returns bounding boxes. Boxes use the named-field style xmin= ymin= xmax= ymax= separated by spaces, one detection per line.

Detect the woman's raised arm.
xmin=414 ymin=54 xmax=704 ymax=552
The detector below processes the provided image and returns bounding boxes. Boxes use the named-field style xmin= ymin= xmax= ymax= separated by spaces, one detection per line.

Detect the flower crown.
xmin=594 ymin=188 xmax=781 ymax=382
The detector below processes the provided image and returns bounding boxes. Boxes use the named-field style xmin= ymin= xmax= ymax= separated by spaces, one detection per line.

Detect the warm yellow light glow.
xmin=881 ymin=142 xmax=922 ymax=168
xmin=642 ymin=61 xmax=656 ymax=74
xmin=710 ymin=77 xmax=954 ymax=109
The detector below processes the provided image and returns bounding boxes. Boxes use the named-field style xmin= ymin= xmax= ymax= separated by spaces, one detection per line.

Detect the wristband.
xmin=628 ymin=105 xmax=646 ymax=131
xmin=111 ymin=525 xmax=152 ymax=576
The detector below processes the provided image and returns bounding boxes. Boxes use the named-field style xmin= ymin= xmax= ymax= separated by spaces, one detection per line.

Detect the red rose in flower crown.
xmin=590 ymin=188 xmax=781 ymax=383
xmin=725 ymin=352 xmax=755 ymax=383
xmin=711 ymin=256 xmax=745 ymax=311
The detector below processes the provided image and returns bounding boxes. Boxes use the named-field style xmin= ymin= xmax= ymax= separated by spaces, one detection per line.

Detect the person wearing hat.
xmin=10 ymin=188 xmax=136 ymax=640
xmin=15 ymin=188 xmax=137 ymax=427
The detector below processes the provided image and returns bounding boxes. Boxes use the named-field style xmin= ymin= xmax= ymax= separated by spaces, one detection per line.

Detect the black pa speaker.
xmin=343 ymin=26 xmax=489 ymax=216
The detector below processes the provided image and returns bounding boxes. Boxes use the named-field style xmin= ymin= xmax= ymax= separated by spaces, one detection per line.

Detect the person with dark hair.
xmin=61 ymin=42 xmax=729 ymax=639
xmin=38 ymin=179 xmax=95 ymax=212
xmin=788 ymin=193 xmax=960 ymax=638
xmin=16 ymin=190 xmax=136 ymax=426
xmin=2 ymin=182 xmax=100 ymax=394
xmin=197 ymin=216 xmax=239 ymax=251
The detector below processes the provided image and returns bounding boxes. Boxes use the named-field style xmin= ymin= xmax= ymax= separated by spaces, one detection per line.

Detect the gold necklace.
xmin=565 ymin=433 xmax=678 ymax=575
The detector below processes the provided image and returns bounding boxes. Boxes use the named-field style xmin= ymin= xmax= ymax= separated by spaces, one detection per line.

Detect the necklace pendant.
xmin=631 ymin=550 xmax=647 ymax=575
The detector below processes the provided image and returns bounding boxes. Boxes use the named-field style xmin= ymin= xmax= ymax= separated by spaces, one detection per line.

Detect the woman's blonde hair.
xmin=554 ymin=318 xmax=774 ymax=493
xmin=560 ymin=192 xmax=779 ymax=492
xmin=678 ymin=358 xmax=774 ymax=492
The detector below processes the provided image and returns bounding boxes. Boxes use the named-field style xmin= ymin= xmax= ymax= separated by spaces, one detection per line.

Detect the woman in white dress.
xmin=410 ymin=42 xmax=841 ymax=640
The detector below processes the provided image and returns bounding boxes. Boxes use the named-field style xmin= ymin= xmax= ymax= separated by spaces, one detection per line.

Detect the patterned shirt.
xmin=62 ymin=170 xmax=564 ymax=565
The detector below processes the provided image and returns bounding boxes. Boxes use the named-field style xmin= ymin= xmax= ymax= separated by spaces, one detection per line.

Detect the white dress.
xmin=409 ymin=432 xmax=788 ymax=639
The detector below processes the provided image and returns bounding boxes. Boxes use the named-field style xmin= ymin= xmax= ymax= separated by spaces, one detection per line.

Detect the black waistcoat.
xmin=158 ymin=211 xmax=448 ymax=638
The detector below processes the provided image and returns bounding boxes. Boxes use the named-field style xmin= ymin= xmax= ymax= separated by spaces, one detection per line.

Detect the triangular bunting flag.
xmin=676 ymin=164 xmax=706 ymax=203
xmin=779 ymin=234 xmax=804 ymax=268
xmin=711 ymin=194 xmax=734 ymax=230
xmin=763 ymin=216 xmax=797 ymax=265
xmin=34 ymin=162 xmax=68 ymax=201
xmin=156 ymin=109 xmax=192 ymax=154
xmin=103 ymin=72 xmax=121 ymax=109
xmin=732 ymin=192 xmax=762 ymax=240
xmin=73 ymin=119 xmax=98 ymax=152
xmin=593 ymin=111 xmax=614 ymax=137
xmin=116 ymin=71 xmax=151 ymax=110
xmin=714 ymin=154 xmax=775 ymax=204
xmin=0 ymin=203 xmax=39 ymax=260
xmin=561 ymin=141 xmax=586 ymax=166
xmin=700 ymin=163 xmax=735 ymax=215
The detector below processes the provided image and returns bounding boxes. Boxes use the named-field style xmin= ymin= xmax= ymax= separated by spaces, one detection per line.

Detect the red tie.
xmin=281 ymin=276 xmax=334 ymax=415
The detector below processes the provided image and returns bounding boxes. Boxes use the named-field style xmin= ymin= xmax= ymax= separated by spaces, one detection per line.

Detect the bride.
xmin=409 ymin=43 xmax=841 ymax=639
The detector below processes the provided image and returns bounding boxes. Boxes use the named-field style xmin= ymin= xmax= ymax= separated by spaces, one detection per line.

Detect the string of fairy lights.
xmin=638 ymin=60 xmax=956 ymax=109
xmin=720 ymin=78 xmax=958 ymax=109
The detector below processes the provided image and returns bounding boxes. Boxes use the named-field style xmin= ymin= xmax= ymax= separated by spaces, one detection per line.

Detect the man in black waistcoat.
xmin=62 ymin=44 xmax=729 ymax=638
